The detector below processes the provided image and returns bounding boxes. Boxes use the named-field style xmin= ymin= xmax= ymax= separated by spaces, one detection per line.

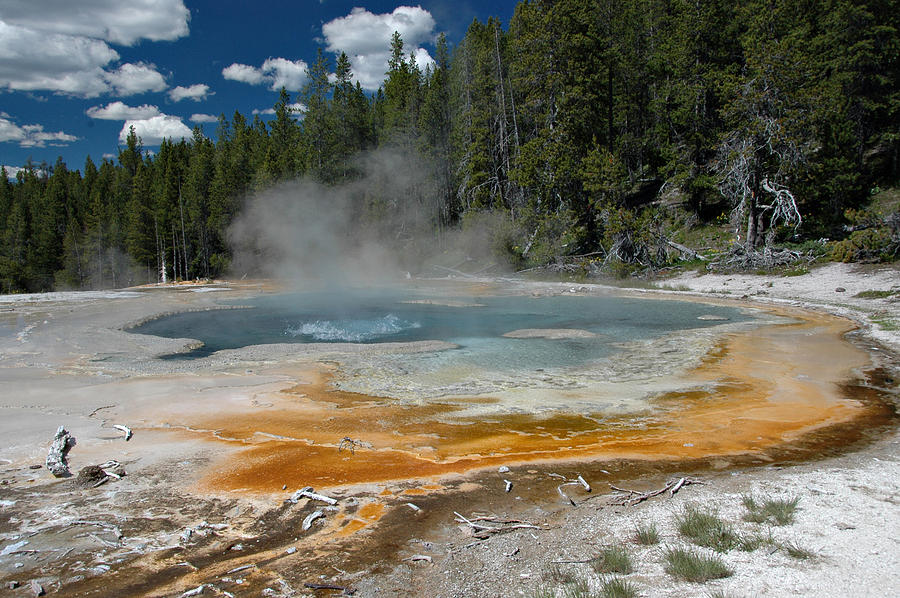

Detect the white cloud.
xmin=169 ymin=83 xmax=212 ymax=102
xmin=262 ymin=58 xmax=307 ymax=91
xmin=0 ymin=0 xmax=190 ymax=46
xmin=0 ymin=1 xmax=185 ymax=97
xmin=252 ymin=108 xmax=275 ymax=116
xmin=106 ymin=62 xmax=167 ymax=95
xmin=322 ymin=6 xmax=436 ymax=90
xmin=3 ymin=165 xmax=24 ymax=179
xmin=87 ymin=101 xmax=161 ymax=120
xmin=0 ymin=21 xmax=118 ymax=96
xmin=223 ymin=63 xmax=264 ymax=85
xmin=0 ymin=115 xmax=77 ymax=148
xmin=223 ymin=58 xmax=308 ymax=91
xmin=119 ymin=114 xmax=191 ymax=145
xmin=190 ymin=113 xmax=218 ymax=123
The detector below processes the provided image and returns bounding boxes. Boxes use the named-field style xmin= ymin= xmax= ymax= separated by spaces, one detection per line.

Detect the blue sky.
xmin=0 ymin=1 xmax=516 ymax=177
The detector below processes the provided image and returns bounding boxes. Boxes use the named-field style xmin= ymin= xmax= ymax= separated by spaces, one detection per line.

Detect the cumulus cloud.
xmin=222 ymin=58 xmax=308 ymax=91
xmin=119 ymin=114 xmax=191 ymax=145
xmin=169 ymin=83 xmax=212 ymax=102
xmin=0 ymin=115 xmax=78 ymax=148
xmin=0 ymin=1 xmax=185 ymax=97
xmin=190 ymin=113 xmax=217 ymax=123
xmin=0 ymin=0 xmax=190 ymax=46
xmin=86 ymin=101 xmax=162 ymax=120
xmin=252 ymin=108 xmax=276 ymax=116
xmin=222 ymin=63 xmax=264 ymax=85
xmin=0 ymin=21 xmax=118 ymax=96
xmin=322 ymin=6 xmax=436 ymax=90
xmin=106 ymin=62 xmax=167 ymax=95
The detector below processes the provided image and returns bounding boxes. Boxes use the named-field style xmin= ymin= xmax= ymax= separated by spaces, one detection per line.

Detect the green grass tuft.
xmin=590 ymin=546 xmax=634 ymax=574
xmin=854 ymin=289 xmax=896 ymax=299
xmin=736 ymin=530 xmax=776 ymax=552
xmin=741 ymin=494 xmax=799 ymax=526
xmin=664 ymin=546 xmax=733 ymax=582
xmin=676 ymin=505 xmax=739 ymax=551
xmin=599 ymin=577 xmax=639 ymax=598
xmin=781 ymin=540 xmax=817 ymax=560
xmin=634 ymin=521 xmax=660 ymax=545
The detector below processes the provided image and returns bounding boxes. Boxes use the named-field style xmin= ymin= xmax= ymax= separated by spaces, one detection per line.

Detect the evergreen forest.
xmin=1 ymin=0 xmax=898 ymax=293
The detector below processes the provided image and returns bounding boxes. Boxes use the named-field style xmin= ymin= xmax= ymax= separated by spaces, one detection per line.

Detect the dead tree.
xmin=716 ymin=75 xmax=806 ymax=250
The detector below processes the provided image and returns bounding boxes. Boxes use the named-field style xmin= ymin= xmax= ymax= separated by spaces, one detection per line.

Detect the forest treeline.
xmin=1 ymin=0 xmax=897 ymax=292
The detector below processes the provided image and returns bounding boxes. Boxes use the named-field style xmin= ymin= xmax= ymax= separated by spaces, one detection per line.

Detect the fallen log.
xmin=46 ymin=426 xmax=76 ymax=477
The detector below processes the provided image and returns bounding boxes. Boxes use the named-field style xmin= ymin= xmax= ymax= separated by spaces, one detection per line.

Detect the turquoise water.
xmin=131 ymin=288 xmax=748 ymax=370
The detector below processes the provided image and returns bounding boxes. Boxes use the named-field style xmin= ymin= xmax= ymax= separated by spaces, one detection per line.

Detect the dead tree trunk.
xmin=46 ymin=426 xmax=76 ymax=477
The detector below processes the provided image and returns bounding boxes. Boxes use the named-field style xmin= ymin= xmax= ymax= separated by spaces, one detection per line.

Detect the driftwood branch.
xmin=454 ymin=512 xmax=546 ymax=539
xmin=302 ymin=510 xmax=325 ymax=531
xmin=609 ymin=477 xmax=703 ymax=506
xmin=112 ymin=424 xmax=133 ymax=441
xmin=46 ymin=426 xmax=76 ymax=477
xmin=291 ymin=487 xmax=338 ymax=505
xmin=550 ymin=473 xmax=591 ymax=506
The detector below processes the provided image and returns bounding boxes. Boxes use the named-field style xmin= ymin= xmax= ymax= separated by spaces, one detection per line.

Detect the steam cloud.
xmin=228 ymin=148 xmax=443 ymax=288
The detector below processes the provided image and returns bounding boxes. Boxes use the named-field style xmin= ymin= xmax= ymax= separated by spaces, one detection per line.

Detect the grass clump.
xmin=634 ymin=521 xmax=660 ymax=545
xmin=707 ymin=591 xmax=737 ymax=598
xmin=676 ymin=505 xmax=739 ymax=551
xmin=590 ymin=546 xmax=633 ymax=574
xmin=736 ymin=530 xmax=775 ymax=552
xmin=543 ymin=562 xmax=577 ymax=584
xmin=598 ymin=577 xmax=638 ymax=598
xmin=664 ymin=546 xmax=733 ymax=582
xmin=854 ymin=289 xmax=896 ymax=299
xmin=872 ymin=316 xmax=900 ymax=331
xmin=781 ymin=540 xmax=817 ymax=560
xmin=741 ymin=494 xmax=799 ymax=526
xmin=562 ymin=577 xmax=593 ymax=598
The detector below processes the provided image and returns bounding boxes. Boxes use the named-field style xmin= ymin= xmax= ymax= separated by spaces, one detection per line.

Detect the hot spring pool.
xmin=131 ymin=288 xmax=750 ymax=371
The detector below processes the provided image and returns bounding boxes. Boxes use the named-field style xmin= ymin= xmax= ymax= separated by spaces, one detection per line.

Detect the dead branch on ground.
xmin=454 ymin=512 xmax=546 ymax=540
xmin=549 ymin=473 xmax=591 ymax=506
xmin=608 ymin=477 xmax=703 ymax=506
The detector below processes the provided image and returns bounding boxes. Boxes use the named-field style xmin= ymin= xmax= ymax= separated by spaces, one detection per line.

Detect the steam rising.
xmin=227 ymin=148 xmax=508 ymax=287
